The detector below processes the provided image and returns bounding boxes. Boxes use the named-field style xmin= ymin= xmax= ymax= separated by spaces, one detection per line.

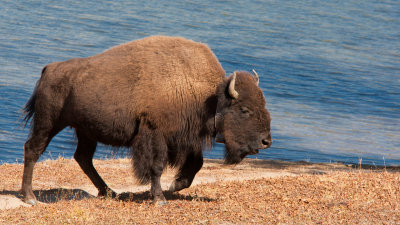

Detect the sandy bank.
xmin=1 ymin=158 xmax=399 ymax=224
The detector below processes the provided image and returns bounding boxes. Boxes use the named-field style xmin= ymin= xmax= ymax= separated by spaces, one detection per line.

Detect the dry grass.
xmin=1 ymin=158 xmax=400 ymax=224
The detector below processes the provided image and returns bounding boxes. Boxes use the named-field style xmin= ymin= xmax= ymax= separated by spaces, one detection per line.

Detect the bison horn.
xmin=252 ymin=69 xmax=259 ymax=86
xmin=228 ymin=72 xmax=239 ymax=99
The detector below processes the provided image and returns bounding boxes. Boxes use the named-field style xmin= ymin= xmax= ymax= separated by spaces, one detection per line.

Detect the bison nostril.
xmin=262 ymin=139 xmax=271 ymax=147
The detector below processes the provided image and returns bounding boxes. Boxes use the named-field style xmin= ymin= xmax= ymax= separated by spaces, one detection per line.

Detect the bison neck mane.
xmin=165 ymin=93 xmax=219 ymax=167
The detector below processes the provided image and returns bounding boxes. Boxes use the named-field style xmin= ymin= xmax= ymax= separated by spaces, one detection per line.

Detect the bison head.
xmin=215 ymin=70 xmax=272 ymax=164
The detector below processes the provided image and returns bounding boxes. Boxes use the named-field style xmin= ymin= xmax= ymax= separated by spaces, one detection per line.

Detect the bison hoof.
xmin=152 ymin=194 xmax=167 ymax=206
xmin=26 ymin=199 xmax=37 ymax=206
xmin=153 ymin=200 xmax=168 ymax=206
xmin=157 ymin=201 xmax=168 ymax=206
xmin=20 ymin=189 xmax=37 ymax=206
xmin=98 ymin=189 xmax=117 ymax=199
xmin=169 ymin=180 xmax=188 ymax=192
xmin=168 ymin=182 xmax=176 ymax=192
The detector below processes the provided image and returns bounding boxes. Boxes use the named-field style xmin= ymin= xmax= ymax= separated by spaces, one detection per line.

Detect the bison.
xmin=21 ymin=36 xmax=272 ymax=205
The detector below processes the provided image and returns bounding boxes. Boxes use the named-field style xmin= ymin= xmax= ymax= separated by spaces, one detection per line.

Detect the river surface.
xmin=1 ymin=0 xmax=399 ymax=165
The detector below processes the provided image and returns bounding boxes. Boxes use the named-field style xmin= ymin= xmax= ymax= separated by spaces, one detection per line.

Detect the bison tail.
xmin=22 ymin=66 xmax=47 ymax=128
xmin=22 ymin=91 xmax=36 ymax=127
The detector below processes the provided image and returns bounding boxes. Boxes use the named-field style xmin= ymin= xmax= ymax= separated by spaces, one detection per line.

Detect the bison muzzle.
xmin=21 ymin=36 xmax=272 ymax=205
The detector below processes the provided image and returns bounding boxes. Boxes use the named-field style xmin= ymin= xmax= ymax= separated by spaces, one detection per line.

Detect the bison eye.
xmin=240 ymin=107 xmax=251 ymax=116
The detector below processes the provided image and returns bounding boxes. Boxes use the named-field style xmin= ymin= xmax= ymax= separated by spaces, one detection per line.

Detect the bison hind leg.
xmin=21 ymin=125 xmax=64 ymax=205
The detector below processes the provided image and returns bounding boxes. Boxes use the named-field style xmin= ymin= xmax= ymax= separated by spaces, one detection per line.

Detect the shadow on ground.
xmin=0 ymin=189 xmax=94 ymax=204
xmin=0 ymin=189 xmax=215 ymax=205
xmin=117 ymin=191 xmax=216 ymax=203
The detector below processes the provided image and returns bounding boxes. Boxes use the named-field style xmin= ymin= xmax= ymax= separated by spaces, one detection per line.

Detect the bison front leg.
xmin=169 ymin=151 xmax=203 ymax=192
xmin=149 ymin=131 xmax=168 ymax=205
xmin=74 ymin=130 xmax=117 ymax=199
xmin=132 ymin=126 xmax=168 ymax=205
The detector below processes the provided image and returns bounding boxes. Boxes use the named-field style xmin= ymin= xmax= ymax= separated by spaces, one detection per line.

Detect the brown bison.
xmin=21 ymin=36 xmax=272 ymax=205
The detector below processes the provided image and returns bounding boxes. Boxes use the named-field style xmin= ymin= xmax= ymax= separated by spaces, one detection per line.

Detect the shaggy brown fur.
xmin=22 ymin=36 xmax=272 ymax=205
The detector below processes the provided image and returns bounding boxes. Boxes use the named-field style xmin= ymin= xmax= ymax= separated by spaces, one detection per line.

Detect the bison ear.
xmin=252 ymin=69 xmax=259 ymax=86
xmin=228 ymin=72 xmax=239 ymax=99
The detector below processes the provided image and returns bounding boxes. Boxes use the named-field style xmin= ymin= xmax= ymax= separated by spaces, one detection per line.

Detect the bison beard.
xmin=224 ymin=138 xmax=247 ymax=165
xmin=20 ymin=36 xmax=272 ymax=205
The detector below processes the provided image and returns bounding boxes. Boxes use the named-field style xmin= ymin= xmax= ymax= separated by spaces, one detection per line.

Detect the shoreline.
xmin=3 ymin=155 xmax=400 ymax=168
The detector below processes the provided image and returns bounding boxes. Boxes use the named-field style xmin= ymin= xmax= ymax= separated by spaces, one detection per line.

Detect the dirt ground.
xmin=1 ymin=158 xmax=399 ymax=224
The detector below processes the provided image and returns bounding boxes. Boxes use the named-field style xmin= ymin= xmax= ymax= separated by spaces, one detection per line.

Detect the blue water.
xmin=1 ymin=0 xmax=399 ymax=166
